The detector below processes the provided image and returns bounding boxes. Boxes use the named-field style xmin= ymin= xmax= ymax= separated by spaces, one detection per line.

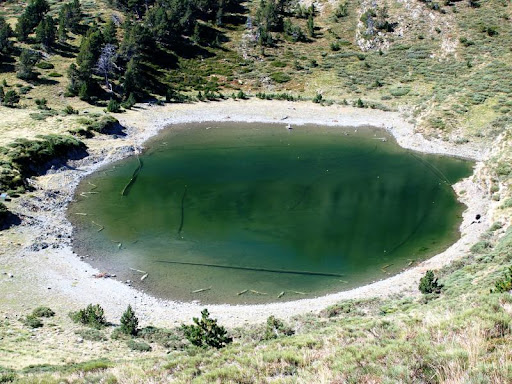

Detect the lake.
xmin=68 ymin=122 xmax=473 ymax=304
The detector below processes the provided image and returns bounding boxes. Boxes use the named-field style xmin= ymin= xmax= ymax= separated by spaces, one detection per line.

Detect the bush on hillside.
xmin=492 ymin=267 xmax=512 ymax=293
xmin=262 ymin=316 xmax=294 ymax=340
xmin=70 ymin=304 xmax=107 ymax=328
xmin=32 ymin=306 xmax=55 ymax=318
xmin=120 ymin=305 xmax=138 ymax=336
xmin=419 ymin=270 xmax=442 ymax=294
xmin=127 ymin=339 xmax=152 ymax=352
xmin=182 ymin=309 xmax=232 ymax=349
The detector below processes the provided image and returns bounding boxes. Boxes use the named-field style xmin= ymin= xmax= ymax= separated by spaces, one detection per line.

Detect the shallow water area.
xmin=69 ymin=122 xmax=473 ymax=304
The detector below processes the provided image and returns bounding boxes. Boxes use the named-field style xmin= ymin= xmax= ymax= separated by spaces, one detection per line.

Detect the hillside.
xmin=0 ymin=0 xmax=512 ymax=382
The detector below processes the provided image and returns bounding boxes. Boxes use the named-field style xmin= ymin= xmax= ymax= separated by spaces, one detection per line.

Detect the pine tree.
xmin=76 ymin=28 xmax=104 ymax=76
xmin=57 ymin=9 xmax=68 ymax=42
xmin=123 ymin=57 xmax=141 ymax=96
xmin=15 ymin=0 xmax=50 ymax=41
xmin=103 ymin=19 xmax=118 ymax=46
xmin=36 ymin=16 xmax=56 ymax=49
xmin=182 ymin=309 xmax=232 ymax=349
xmin=3 ymin=89 xmax=20 ymax=107
xmin=16 ymin=49 xmax=39 ymax=80
xmin=419 ymin=270 xmax=442 ymax=294
xmin=307 ymin=6 xmax=315 ymax=37
xmin=120 ymin=305 xmax=138 ymax=336
xmin=0 ymin=16 xmax=13 ymax=55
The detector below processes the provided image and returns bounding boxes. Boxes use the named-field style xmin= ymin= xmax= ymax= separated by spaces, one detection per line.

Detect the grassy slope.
xmin=0 ymin=0 xmax=512 ymax=382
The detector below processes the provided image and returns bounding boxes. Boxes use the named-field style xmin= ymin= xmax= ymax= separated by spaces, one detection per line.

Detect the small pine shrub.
xmin=127 ymin=339 xmax=152 ymax=352
xmin=106 ymin=99 xmax=121 ymax=113
xmin=492 ymin=267 xmax=512 ymax=293
xmin=36 ymin=62 xmax=54 ymax=70
xmin=32 ymin=306 xmax=55 ymax=318
xmin=35 ymin=98 xmax=49 ymax=110
xmin=63 ymin=105 xmax=78 ymax=115
xmin=182 ymin=309 xmax=232 ymax=349
xmin=120 ymin=305 xmax=138 ymax=336
xmin=121 ymin=93 xmax=136 ymax=109
xmin=70 ymin=304 xmax=107 ymax=328
xmin=419 ymin=270 xmax=442 ymax=294
xmin=312 ymin=93 xmax=323 ymax=103
xmin=22 ymin=315 xmax=43 ymax=328
xmin=262 ymin=316 xmax=294 ymax=340
xmin=270 ymin=72 xmax=291 ymax=84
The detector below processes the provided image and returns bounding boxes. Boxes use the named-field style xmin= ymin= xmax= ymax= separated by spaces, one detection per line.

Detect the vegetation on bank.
xmin=1 ymin=222 xmax=511 ymax=382
xmin=0 ymin=134 xmax=86 ymax=195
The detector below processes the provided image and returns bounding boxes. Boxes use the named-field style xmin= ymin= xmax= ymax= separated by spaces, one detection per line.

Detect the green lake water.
xmin=68 ymin=122 xmax=473 ymax=304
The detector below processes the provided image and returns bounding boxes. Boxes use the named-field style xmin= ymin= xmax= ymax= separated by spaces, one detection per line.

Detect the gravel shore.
xmin=0 ymin=99 xmax=492 ymax=327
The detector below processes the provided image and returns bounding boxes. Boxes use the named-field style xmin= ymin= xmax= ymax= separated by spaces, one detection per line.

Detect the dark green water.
xmin=69 ymin=122 xmax=472 ymax=304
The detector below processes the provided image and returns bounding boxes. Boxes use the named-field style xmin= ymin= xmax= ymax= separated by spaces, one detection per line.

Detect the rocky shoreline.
xmin=0 ymin=99 xmax=493 ymax=327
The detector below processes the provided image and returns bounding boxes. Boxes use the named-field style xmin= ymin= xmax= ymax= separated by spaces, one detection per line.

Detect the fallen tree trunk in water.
xmin=155 ymin=259 xmax=344 ymax=278
xmin=120 ymin=156 xmax=143 ymax=197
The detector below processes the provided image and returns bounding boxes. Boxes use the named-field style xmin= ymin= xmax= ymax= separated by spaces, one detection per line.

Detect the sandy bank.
xmin=0 ymin=99 xmax=492 ymax=327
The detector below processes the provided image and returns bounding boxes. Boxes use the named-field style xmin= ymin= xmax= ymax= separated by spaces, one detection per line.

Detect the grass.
xmin=0 ymin=0 xmax=511 ymax=381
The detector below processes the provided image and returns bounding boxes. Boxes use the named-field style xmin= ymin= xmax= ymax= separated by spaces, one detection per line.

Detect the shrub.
xmin=138 ymin=326 xmax=187 ymax=349
xmin=270 ymin=72 xmax=291 ymax=84
xmin=70 ymin=304 xmax=107 ymax=328
xmin=390 ymin=86 xmax=411 ymax=97
xmin=48 ymin=72 xmax=62 ymax=77
xmin=312 ymin=93 xmax=323 ymax=103
xmin=121 ymin=93 xmax=136 ymax=109
xmin=334 ymin=2 xmax=348 ymax=18
xmin=471 ymin=241 xmax=492 ymax=254
xmin=32 ymin=306 xmax=55 ymax=318
xmin=22 ymin=315 xmax=43 ymax=328
xmin=75 ymin=328 xmax=107 ymax=342
xmin=36 ymin=62 xmax=54 ymax=70
xmin=492 ymin=267 xmax=512 ymax=293
xmin=63 ymin=105 xmax=78 ymax=115
xmin=2 ymin=90 xmax=19 ymax=107
xmin=182 ymin=309 xmax=232 ymax=349
xmin=419 ymin=270 xmax=442 ymax=294
xmin=120 ymin=305 xmax=138 ymax=336
xmin=321 ymin=302 xmax=355 ymax=318
xmin=106 ymin=99 xmax=121 ymax=113
xmin=35 ymin=98 xmax=49 ymax=110
xmin=127 ymin=339 xmax=152 ymax=352
xmin=0 ymin=372 xmax=16 ymax=383
xmin=262 ymin=316 xmax=294 ymax=340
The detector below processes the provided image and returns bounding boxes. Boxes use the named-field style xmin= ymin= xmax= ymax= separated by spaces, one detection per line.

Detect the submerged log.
xmin=250 ymin=290 xmax=267 ymax=295
xmin=192 ymin=286 xmax=211 ymax=293
xmin=120 ymin=156 xmax=143 ymax=196
xmin=155 ymin=260 xmax=344 ymax=278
